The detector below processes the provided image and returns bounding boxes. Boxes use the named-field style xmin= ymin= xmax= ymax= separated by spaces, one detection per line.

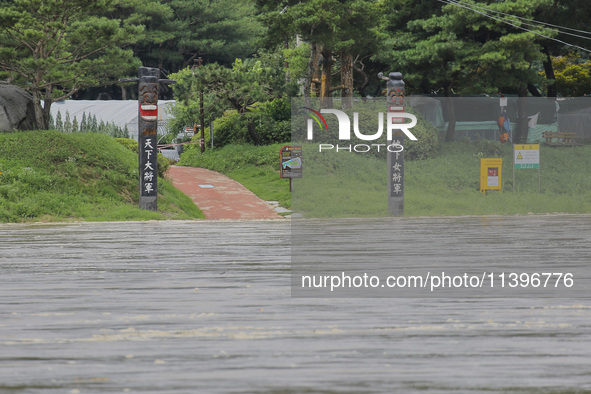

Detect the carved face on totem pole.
xmin=387 ymin=72 xmax=405 ymax=107
xmin=139 ymin=79 xmax=158 ymax=135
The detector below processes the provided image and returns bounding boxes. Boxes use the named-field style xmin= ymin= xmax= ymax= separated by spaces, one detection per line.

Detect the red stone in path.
xmin=167 ymin=166 xmax=283 ymax=220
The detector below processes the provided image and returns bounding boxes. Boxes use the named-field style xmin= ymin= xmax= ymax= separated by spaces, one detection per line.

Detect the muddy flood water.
xmin=1 ymin=216 xmax=590 ymax=393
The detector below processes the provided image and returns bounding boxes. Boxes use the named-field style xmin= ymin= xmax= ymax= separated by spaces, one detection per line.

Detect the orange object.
xmin=500 ymin=132 xmax=509 ymax=143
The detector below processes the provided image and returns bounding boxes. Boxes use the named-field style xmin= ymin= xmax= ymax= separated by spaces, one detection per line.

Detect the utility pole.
xmin=193 ymin=57 xmax=206 ymax=153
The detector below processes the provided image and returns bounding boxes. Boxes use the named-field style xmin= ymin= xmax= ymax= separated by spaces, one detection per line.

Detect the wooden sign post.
xmin=379 ymin=72 xmax=405 ymax=216
xmin=280 ymin=145 xmax=302 ymax=192
xmin=121 ymin=67 xmax=176 ymax=211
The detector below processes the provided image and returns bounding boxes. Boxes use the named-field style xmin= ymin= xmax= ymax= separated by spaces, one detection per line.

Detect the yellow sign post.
xmin=480 ymin=158 xmax=503 ymax=194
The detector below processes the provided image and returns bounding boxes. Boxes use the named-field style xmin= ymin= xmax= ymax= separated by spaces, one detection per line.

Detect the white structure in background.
xmin=50 ymin=100 xmax=176 ymax=140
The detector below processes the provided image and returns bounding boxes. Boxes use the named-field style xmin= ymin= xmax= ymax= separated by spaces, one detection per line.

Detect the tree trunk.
xmin=353 ymin=61 xmax=370 ymax=99
xmin=320 ymin=47 xmax=333 ymax=108
xmin=527 ymin=83 xmax=542 ymax=97
xmin=340 ymin=51 xmax=354 ymax=110
xmin=305 ymin=42 xmax=322 ymax=103
xmin=542 ymin=46 xmax=557 ymax=98
xmin=284 ymin=39 xmax=290 ymax=83
xmin=42 ymin=98 xmax=51 ymax=130
xmin=30 ymin=89 xmax=48 ymax=130
xmin=443 ymin=83 xmax=456 ymax=142
xmin=41 ymin=83 xmax=53 ymax=130
xmin=515 ymin=86 xmax=529 ymax=143
xmin=247 ymin=120 xmax=261 ymax=145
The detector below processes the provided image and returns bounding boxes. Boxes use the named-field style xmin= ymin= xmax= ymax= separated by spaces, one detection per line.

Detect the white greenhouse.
xmin=50 ymin=100 xmax=176 ymax=140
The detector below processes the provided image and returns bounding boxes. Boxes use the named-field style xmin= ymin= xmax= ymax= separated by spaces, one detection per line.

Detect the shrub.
xmin=210 ymin=98 xmax=291 ymax=148
xmin=115 ymin=138 xmax=139 ymax=154
xmin=474 ymin=138 xmax=504 ymax=157
xmin=179 ymin=143 xmax=283 ymax=172
xmin=403 ymin=107 xmax=440 ymax=160
xmin=157 ymin=153 xmax=171 ymax=177
xmin=212 ymin=110 xmax=246 ymax=147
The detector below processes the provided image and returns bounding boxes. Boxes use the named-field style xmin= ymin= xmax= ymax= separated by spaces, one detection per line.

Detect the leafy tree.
xmin=170 ymin=49 xmax=297 ymax=144
xmin=0 ymin=0 xmax=143 ymax=129
xmin=551 ymin=53 xmax=591 ymax=96
xmin=257 ymin=0 xmax=382 ymax=108
xmin=128 ymin=0 xmax=265 ymax=72
xmin=111 ymin=0 xmax=176 ymax=69
xmin=534 ymin=0 xmax=591 ymax=97
xmin=459 ymin=0 xmax=554 ymax=143
xmin=175 ymin=0 xmax=265 ymax=66
xmin=379 ymin=0 xmax=554 ymax=142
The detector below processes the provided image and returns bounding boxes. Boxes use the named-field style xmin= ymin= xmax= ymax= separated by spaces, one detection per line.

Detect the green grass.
xmin=177 ymin=140 xmax=591 ymax=218
xmin=0 ymin=130 xmax=204 ymax=222
xmin=405 ymin=141 xmax=591 ymax=216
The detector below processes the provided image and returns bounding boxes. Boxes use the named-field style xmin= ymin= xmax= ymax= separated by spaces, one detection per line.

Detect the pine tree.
xmin=64 ymin=111 xmax=72 ymax=133
xmin=90 ymin=115 xmax=98 ymax=133
xmin=0 ymin=0 xmax=142 ymax=129
xmin=72 ymin=117 xmax=79 ymax=133
xmin=80 ymin=112 xmax=87 ymax=132
xmin=55 ymin=111 xmax=63 ymax=132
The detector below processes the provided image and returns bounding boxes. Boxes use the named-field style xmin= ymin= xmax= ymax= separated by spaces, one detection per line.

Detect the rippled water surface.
xmin=0 ymin=217 xmax=590 ymax=393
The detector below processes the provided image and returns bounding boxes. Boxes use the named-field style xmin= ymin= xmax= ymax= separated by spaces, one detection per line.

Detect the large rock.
xmin=0 ymin=83 xmax=38 ymax=131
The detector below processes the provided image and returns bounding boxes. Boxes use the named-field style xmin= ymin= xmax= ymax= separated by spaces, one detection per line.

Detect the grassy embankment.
xmin=179 ymin=140 xmax=591 ymax=217
xmin=0 ymin=130 xmax=204 ymax=222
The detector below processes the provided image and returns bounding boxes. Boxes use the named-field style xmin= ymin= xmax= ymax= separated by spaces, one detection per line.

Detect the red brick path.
xmin=167 ymin=166 xmax=283 ymax=220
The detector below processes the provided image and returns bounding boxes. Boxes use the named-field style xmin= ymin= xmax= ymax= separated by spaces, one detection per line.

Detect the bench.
xmin=542 ymin=131 xmax=581 ymax=146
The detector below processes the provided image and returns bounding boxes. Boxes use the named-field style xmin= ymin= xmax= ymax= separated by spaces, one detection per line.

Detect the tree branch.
xmin=5 ymin=27 xmax=36 ymax=53
xmin=39 ymin=73 xmax=81 ymax=90
xmin=46 ymin=16 xmax=69 ymax=58
xmin=58 ymin=43 xmax=111 ymax=64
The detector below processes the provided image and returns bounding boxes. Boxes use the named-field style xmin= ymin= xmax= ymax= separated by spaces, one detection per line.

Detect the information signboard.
xmin=480 ymin=158 xmax=503 ymax=193
xmin=514 ymin=144 xmax=540 ymax=169
xmin=280 ymin=145 xmax=302 ymax=179
xmin=513 ymin=144 xmax=541 ymax=192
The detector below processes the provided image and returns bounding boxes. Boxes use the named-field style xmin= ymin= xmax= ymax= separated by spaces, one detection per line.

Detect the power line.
xmin=438 ymin=0 xmax=591 ymax=54
xmin=450 ymin=0 xmax=591 ymax=42
xmin=449 ymin=0 xmax=591 ymax=38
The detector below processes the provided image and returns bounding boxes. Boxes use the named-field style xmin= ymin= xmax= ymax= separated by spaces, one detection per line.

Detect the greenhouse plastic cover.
xmin=50 ymin=100 xmax=176 ymax=140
